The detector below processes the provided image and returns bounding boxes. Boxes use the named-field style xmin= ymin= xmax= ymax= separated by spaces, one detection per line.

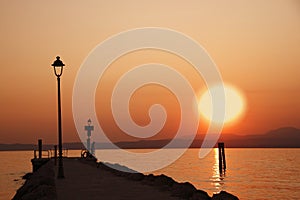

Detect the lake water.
xmin=1 ymin=148 xmax=299 ymax=200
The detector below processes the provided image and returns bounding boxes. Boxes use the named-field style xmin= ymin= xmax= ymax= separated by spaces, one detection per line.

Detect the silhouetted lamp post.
xmin=51 ymin=56 xmax=65 ymax=179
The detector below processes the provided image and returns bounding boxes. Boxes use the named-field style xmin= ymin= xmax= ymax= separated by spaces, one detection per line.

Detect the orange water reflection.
xmin=211 ymin=148 xmax=225 ymax=193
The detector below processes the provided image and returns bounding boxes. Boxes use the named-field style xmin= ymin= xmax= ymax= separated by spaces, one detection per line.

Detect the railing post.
xmin=38 ymin=139 xmax=42 ymax=159
xmin=54 ymin=145 xmax=57 ymax=166
xmin=34 ymin=150 xmax=37 ymax=159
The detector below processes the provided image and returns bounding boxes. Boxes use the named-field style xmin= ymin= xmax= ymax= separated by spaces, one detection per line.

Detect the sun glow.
xmin=198 ymin=84 xmax=246 ymax=124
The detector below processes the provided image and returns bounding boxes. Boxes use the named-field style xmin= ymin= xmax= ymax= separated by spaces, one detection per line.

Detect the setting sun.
xmin=199 ymin=84 xmax=246 ymax=124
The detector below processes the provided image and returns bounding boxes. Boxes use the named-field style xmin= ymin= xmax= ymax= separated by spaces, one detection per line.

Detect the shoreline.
xmin=1 ymin=147 xmax=300 ymax=152
xmin=13 ymin=158 xmax=239 ymax=200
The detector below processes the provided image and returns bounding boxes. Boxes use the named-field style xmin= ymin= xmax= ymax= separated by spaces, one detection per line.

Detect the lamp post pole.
xmin=51 ymin=56 xmax=65 ymax=179
xmin=57 ymin=76 xmax=64 ymax=178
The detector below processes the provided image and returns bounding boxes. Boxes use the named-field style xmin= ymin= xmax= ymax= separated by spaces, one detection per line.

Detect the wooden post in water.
xmin=38 ymin=139 xmax=42 ymax=159
xmin=218 ymin=143 xmax=222 ymax=173
xmin=218 ymin=142 xmax=226 ymax=173
xmin=222 ymin=144 xmax=226 ymax=171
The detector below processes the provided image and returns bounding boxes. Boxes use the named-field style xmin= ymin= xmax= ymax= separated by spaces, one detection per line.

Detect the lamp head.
xmin=51 ymin=56 xmax=65 ymax=77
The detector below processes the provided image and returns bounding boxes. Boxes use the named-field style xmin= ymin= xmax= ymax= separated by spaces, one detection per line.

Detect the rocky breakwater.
xmin=12 ymin=160 xmax=57 ymax=200
xmin=82 ymin=159 xmax=239 ymax=200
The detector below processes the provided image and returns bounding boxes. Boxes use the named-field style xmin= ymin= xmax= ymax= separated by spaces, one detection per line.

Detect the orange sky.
xmin=0 ymin=1 xmax=299 ymax=144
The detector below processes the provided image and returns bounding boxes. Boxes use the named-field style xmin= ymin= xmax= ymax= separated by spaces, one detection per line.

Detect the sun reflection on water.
xmin=211 ymin=148 xmax=225 ymax=193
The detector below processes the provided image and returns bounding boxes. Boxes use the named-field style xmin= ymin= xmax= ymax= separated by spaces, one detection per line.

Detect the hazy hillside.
xmin=0 ymin=127 xmax=299 ymax=150
xmin=117 ymin=127 xmax=300 ymax=148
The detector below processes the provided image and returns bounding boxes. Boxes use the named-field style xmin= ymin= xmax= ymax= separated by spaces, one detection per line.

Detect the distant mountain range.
xmin=214 ymin=127 xmax=300 ymax=148
xmin=0 ymin=127 xmax=299 ymax=151
xmin=114 ymin=127 xmax=300 ymax=148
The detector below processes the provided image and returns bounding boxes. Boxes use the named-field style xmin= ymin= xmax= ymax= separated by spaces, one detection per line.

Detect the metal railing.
xmin=33 ymin=150 xmax=50 ymax=159
xmin=49 ymin=148 xmax=68 ymax=158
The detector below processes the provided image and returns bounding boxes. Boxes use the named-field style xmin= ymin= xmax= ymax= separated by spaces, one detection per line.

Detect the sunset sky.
xmin=0 ymin=1 xmax=299 ymax=144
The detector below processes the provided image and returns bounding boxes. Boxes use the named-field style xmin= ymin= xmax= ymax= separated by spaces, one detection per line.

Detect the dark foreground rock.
xmin=93 ymin=160 xmax=238 ymax=200
xmin=22 ymin=173 xmax=33 ymax=180
xmin=12 ymin=160 xmax=57 ymax=200
xmin=212 ymin=191 xmax=239 ymax=200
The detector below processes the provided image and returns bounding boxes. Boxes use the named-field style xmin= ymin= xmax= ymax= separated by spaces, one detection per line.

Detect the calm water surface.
xmin=0 ymin=149 xmax=299 ymax=200
xmin=153 ymin=148 xmax=300 ymax=199
xmin=0 ymin=151 xmax=32 ymax=200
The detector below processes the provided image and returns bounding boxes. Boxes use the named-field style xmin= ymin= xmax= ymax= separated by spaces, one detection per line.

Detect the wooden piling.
xmin=218 ymin=144 xmax=222 ymax=173
xmin=221 ymin=144 xmax=226 ymax=170
xmin=218 ymin=142 xmax=226 ymax=173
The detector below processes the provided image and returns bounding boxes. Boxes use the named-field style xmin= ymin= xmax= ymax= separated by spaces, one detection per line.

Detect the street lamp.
xmin=51 ymin=56 xmax=65 ymax=179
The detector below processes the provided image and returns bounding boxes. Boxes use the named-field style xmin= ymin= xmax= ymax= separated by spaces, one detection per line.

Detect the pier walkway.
xmin=55 ymin=158 xmax=179 ymax=200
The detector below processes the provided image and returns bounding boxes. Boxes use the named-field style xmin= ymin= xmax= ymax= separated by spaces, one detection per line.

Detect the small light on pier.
xmin=85 ymin=119 xmax=94 ymax=153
